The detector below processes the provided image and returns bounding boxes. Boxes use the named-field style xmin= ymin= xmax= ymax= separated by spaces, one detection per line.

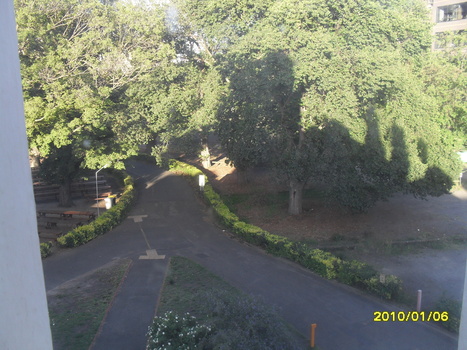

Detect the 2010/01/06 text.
xmin=374 ymin=311 xmax=448 ymax=322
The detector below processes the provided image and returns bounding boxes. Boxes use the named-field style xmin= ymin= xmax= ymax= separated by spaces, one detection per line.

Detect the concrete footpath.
xmin=42 ymin=161 xmax=459 ymax=350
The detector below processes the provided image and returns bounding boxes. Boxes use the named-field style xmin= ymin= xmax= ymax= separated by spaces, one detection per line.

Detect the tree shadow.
xmin=216 ymin=48 xmax=462 ymax=213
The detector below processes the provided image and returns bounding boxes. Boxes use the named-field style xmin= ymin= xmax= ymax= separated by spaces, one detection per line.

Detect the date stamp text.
xmin=374 ymin=311 xmax=449 ymax=322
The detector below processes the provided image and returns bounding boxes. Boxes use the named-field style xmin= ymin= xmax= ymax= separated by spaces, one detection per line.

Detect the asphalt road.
xmin=42 ymin=161 xmax=459 ymax=350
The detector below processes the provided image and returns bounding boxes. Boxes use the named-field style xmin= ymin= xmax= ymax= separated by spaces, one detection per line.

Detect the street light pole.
xmin=96 ymin=164 xmax=109 ymax=217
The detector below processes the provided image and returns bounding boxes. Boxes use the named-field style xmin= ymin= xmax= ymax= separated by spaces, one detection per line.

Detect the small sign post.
xmin=199 ymin=174 xmax=205 ymax=192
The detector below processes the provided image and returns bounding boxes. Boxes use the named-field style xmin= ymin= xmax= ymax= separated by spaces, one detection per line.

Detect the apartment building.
xmin=427 ymin=0 xmax=467 ymax=49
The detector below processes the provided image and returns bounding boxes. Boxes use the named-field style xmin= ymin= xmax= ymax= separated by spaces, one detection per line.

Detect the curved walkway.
xmin=42 ymin=161 xmax=458 ymax=350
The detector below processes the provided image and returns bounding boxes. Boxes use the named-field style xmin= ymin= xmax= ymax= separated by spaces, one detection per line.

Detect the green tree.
xmin=173 ymin=0 xmax=275 ymax=65
xmin=216 ymin=0 xmax=461 ymax=214
xmin=421 ymin=47 xmax=467 ymax=149
xmin=16 ymin=0 xmax=169 ymax=206
xmin=124 ymin=58 xmax=224 ymax=167
xmin=123 ymin=1 xmax=231 ymax=168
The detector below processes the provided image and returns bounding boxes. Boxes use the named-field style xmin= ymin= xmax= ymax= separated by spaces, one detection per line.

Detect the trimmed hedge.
xmin=57 ymin=171 xmax=135 ymax=248
xmin=169 ymin=159 xmax=403 ymax=300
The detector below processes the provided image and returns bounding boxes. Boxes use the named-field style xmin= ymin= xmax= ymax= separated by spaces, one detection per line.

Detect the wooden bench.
xmin=34 ymin=192 xmax=59 ymax=201
xmin=72 ymin=180 xmax=107 ymax=189
xmin=77 ymin=175 xmax=105 ymax=182
xmin=37 ymin=210 xmax=64 ymax=217
xmin=34 ymin=184 xmax=60 ymax=191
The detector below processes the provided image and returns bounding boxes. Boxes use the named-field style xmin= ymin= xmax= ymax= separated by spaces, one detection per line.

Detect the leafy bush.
xmin=169 ymin=160 xmax=403 ymax=300
xmin=169 ymin=159 xmax=204 ymax=178
xmin=146 ymin=311 xmax=213 ymax=350
xmin=57 ymin=172 xmax=135 ymax=248
xmin=363 ymin=274 xmax=402 ymax=300
xmin=196 ymin=289 xmax=303 ymax=350
xmin=435 ymin=295 xmax=462 ymax=333
xmin=40 ymin=242 xmax=52 ymax=258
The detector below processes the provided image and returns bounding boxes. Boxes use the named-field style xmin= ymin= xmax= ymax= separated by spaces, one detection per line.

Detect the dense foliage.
xmin=208 ymin=0 xmax=462 ymax=213
xmin=16 ymin=0 xmax=168 ymax=205
xmin=17 ymin=0 xmax=466 ymax=213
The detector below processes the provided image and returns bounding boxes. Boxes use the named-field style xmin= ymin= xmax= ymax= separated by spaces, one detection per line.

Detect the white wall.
xmin=459 ymin=259 xmax=467 ymax=350
xmin=0 ymin=1 xmax=53 ymax=349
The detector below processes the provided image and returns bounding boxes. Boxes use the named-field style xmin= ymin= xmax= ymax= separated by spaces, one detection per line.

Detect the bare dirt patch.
xmin=202 ymin=157 xmax=466 ymax=243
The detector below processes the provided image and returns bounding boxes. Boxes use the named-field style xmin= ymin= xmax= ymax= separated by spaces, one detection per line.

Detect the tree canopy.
xmin=17 ymin=0 xmax=465 ymax=213
xmin=16 ymin=0 xmax=170 ymax=205
xmin=205 ymin=0 xmax=462 ymax=213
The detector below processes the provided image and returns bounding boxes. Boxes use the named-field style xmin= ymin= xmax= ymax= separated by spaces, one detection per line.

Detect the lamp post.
xmin=96 ymin=164 xmax=109 ymax=217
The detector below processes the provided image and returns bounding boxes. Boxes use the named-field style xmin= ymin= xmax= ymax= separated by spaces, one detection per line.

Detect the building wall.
xmin=426 ymin=0 xmax=467 ymax=49
xmin=0 ymin=2 xmax=53 ymax=349
xmin=429 ymin=0 xmax=467 ymax=32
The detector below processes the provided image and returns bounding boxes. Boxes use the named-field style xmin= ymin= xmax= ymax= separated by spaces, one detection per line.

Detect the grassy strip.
xmin=56 ymin=171 xmax=135 ymax=248
xmin=151 ymin=256 xmax=307 ymax=350
xmin=169 ymin=159 xmax=402 ymax=301
xmin=48 ymin=259 xmax=131 ymax=350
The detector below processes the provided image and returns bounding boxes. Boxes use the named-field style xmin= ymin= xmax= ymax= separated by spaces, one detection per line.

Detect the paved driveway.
xmin=42 ymin=161 xmax=458 ymax=350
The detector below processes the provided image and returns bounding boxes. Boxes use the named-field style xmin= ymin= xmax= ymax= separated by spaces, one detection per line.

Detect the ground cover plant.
xmin=149 ymin=256 xmax=307 ymax=349
xmin=47 ymin=259 xmax=131 ymax=350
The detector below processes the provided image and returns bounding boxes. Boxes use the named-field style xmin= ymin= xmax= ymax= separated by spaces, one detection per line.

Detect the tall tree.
xmin=216 ymin=0 xmax=461 ymax=214
xmin=124 ymin=58 xmax=224 ymax=167
xmin=421 ymin=43 xmax=467 ymax=149
xmin=16 ymin=0 xmax=169 ymax=205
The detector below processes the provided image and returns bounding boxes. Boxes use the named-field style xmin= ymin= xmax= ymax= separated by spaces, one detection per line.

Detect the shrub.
xmin=146 ymin=311 xmax=213 ymax=350
xmin=435 ymin=295 xmax=462 ymax=333
xmin=169 ymin=159 xmax=204 ymax=178
xmin=57 ymin=171 xmax=135 ymax=248
xmin=169 ymin=160 xmax=403 ymax=300
xmin=40 ymin=242 xmax=52 ymax=258
xmin=335 ymin=259 xmax=377 ymax=287
xmin=196 ymin=289 xmax=303 ymax=350
xmin=363 ymin=274 xmax=403 ymax=300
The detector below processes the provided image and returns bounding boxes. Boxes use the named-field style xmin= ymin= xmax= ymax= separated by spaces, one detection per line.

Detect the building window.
xmin=437 ymin=2 xmax=467 ymax=22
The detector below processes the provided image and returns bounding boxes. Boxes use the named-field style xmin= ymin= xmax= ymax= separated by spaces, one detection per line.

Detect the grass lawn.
xmin=47 ymin=259 xmax=131 ymax=350
xmin=152 ymin=256 xmax=310 ymax=349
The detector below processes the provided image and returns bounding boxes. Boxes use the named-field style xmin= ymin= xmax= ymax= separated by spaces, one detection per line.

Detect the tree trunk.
xmin=58 ymin=179 xmax=73 ymax=207
xmin=30 ymin=147 xmax=40 ymax=167
xmin=288 ymin=179 xmax=305 ymax=215
xmin=200 ymin=137 xmax=211 ymax=168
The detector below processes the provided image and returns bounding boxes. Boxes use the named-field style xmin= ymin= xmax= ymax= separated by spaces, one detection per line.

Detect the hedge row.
xmin=169 ymin=159 xmax=402 ymax=300
xmin=56 ymin=173 xmax=135 ymax=248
